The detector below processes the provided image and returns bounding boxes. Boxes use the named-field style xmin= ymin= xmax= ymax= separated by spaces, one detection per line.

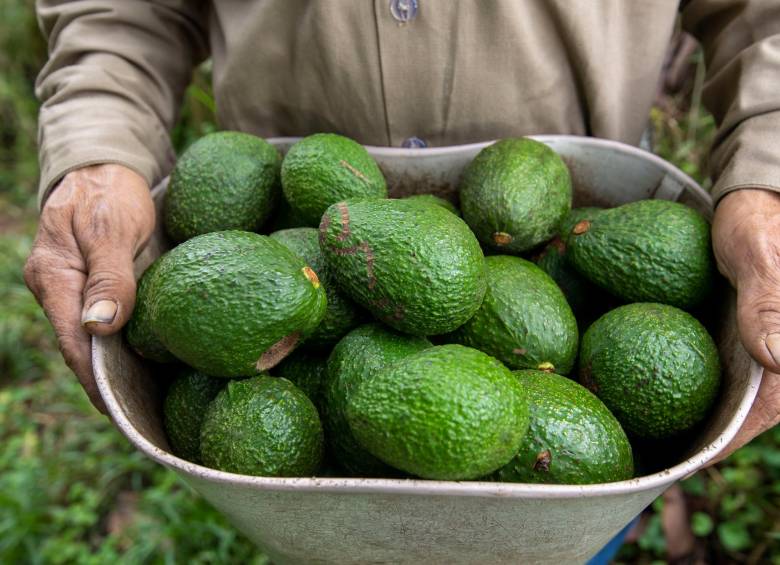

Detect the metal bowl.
xmin=94 ymin=135 xmax=762 ymax=564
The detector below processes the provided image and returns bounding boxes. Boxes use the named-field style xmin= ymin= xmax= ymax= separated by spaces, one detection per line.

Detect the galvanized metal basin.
xmin=93 ymin=135 xmax=763 ymax=565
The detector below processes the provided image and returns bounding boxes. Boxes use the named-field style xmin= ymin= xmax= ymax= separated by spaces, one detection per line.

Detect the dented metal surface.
xmin=94 ymin=136 xmax=762 ymax=565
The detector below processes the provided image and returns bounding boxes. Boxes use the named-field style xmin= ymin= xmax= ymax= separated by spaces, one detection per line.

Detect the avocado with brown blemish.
xmin=281 ymin=133 xmax=387 ymax=226
xmin=319 ymin=198 xmax=487 ymax=336
xmin=566 ymin=199 xmax=715 ymax=308
xmin=148 ymin=231 xmax=327 ymax=377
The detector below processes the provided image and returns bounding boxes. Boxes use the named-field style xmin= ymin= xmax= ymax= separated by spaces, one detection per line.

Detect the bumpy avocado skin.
xmin=150 ymin=231 xmax=327 ymax=377
xmin=459 ymin=138 xmax=572 ymax=253
xmin=446 ymin=256 xmax=578 ymax=375
xmin=200 ymin=375 xmax=323 ymax=476
xmin=566 ymin=199 xmax=715 ymax=308
xmin=403 ymin=194 xmax=461 ymax=216
xmin=270 ymin=227 xmax=364 ymax=349
xmin=273 ymin=349 xmax=329 ymax=410
xmin=163 ymin=367 xmax=226 ymax=463
xmin=164 ymin=132 xmax=281 ymax=242
xmin=323 ymin=323 xmax=431 ymax=476
xmin=491 ymin=370 xmax=633 ymax=485
xmin=346 ymin=344 xmax=530 ymax=480
xmin=579 ymin=303 xmax=721 ymax=439
xmin=126 ymin=255 xmax=175 ymax=363
xmin=281 ymin=133 xmax=387 ymax=226
xmin=320 ymin=198 xmax=487 ymax=336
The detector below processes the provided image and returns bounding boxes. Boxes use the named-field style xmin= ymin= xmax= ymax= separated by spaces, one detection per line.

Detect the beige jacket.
xmin=35 ymin=1 xmax=780 ymax=207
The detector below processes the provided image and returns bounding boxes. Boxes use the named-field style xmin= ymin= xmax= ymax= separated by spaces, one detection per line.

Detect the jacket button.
xmin=402 ymin=136 xmax=427 ymax=148
xmin=390 ymin=0 xmax=418 ymax=23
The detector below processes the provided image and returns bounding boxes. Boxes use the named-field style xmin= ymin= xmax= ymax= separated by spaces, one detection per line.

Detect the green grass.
xmin=1 ymin=1 xmax=779 ymax=562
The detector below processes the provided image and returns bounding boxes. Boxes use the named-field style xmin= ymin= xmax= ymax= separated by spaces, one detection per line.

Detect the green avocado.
xmin=578 ymin=303 xmax=721 ymax=439
xmin=281 ymin=133 xmax=387 ymax=226
xmin=149 ymin=231 xmax=326 ymax=377
xmin=491 ymin=370 xmax=633 ymax=485
xmin=320 ymin=198 xmax=487 ymax=336
xmin=324 ymin=323 xmax=431 ymax=476
xmin=346 ymin=344 xmax=529 ymax=480
xmin=535 ymin=207 xmax=611 ymax=323
xmin=270 ymin=227 xmax=364 ymax=348
xmin=459 ymin=138 xmax=572 ymax=253
xmin=403 ymin=194 xmax=461 ymax=216
xmin=446 ymin=256 xmax=578 ymax=375
xmin=126 ymin=255 xmax=175 ymax=363
xmin=164 ymin=131 xmax=281 ymax=243
xmin=273 ymin=349 xmax=329 ymax=410
xmin=566 ymin=199 xmax=715 ymax=308
xmin=200 ymin=375 xmax=323 ymax=476
xmin=163 ymin=367 xmax=226 ymax=463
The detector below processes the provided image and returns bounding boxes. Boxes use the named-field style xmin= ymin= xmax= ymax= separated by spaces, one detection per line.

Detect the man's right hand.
xmin=24 ymin=164 xmax=155 ymax=413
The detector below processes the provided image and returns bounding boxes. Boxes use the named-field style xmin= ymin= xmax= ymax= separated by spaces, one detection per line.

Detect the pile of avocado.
xmin=128 ymin=132 xmax=721 ymax=485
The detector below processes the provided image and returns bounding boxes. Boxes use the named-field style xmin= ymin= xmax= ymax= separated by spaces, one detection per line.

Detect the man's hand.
xmin=712 ymin=188 xmax=780 ymax=459
xmin=24 ymin=164 xmax=155 ymax=412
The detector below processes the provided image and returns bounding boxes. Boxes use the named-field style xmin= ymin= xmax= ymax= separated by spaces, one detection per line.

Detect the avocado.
xmin=281 ymin=133 xmax=387 ymax=226
xmin=491 ymin=370 xmax=633 ymax=484
xmin=270 ymin=227 xmax=364 ymax=348
xmin=446 ymin=256 xmax=578 ymax=374
xmin=578 ymin=303 xmax=721 ymax=439
xmin=126 ymin=255 xmax=175 ymax=363
xmin=149 ymin=231 xmax=327 ymax=377
xmin=403 ymin=194 xmax=460 ymax=216
xmin=320 ymin=198 xmax=487 ymax=335
xmin=324 ymin=323 xmax=431 ymax=476
xmin=163 ymin=366 xmax=226 ymax=463
xmin=459 ymin=138 xmax=572 ymax=253
xmin=535 ymin=207 xmax=612 ymax=323
xmin=566 ymin=199 xmax=715 ymax=308
xmin=274 ymin=349 xmax=328 ymax=410
xmin=164 ymin=132 xmax=281 ymax=243
xmin=347 ymin=344 xmax=529 ymax=480
xmin=200 ymin=375 xmax=323 ymax=476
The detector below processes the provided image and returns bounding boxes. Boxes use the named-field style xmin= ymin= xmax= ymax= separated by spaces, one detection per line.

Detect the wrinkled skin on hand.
xmin=24 ymin=164 xmax=155 ymax=412
xmin=712 ymin=188 xmax=780 ymax=462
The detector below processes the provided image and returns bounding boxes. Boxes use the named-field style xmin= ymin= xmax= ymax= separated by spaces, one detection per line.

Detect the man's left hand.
xmin=711 ymin=188 xmax=780 ymax=461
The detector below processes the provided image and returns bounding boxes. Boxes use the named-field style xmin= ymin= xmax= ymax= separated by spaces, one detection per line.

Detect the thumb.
xmin=80 ymin=243 xmax=138 ymax=336
xmin=737 ymin=274 xmax=780 ymax=373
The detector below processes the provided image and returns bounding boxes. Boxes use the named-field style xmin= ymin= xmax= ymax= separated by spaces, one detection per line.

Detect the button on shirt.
xmin=35 ymin=1 xmax=780 ymax=207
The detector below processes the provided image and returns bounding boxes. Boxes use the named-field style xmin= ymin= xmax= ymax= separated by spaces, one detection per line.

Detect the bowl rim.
xmin=94 ymin=134 xmax=763 ymax=499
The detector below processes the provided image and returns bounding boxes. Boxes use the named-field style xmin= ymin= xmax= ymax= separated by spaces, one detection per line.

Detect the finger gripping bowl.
xmin=94 ymin=136 xmax=762 ymax=565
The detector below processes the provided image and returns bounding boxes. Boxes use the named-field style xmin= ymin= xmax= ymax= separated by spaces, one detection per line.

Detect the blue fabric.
xmin=586 ymin=517 xmax=639 ymax=565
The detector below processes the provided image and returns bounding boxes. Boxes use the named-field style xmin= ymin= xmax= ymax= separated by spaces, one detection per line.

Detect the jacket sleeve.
xmin=681 ymin=0 xmax=780 ymax=204
xmin=35 ymin=1 xmax=209 ymax=206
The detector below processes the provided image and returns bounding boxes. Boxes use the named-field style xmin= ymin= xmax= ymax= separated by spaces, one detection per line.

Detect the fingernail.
xmin=82 ymin=300 xmax=118 ymax=326
xmin=765 ymin=333 xmax=780 ymax=367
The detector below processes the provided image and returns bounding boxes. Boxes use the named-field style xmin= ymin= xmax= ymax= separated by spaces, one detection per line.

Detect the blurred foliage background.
xmin=0 ymin=1 xmax=778 ymax=563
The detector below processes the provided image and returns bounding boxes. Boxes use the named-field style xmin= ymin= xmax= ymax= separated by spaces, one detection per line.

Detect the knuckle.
xmin=84 ymin=269 xmax=125 ymax=296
